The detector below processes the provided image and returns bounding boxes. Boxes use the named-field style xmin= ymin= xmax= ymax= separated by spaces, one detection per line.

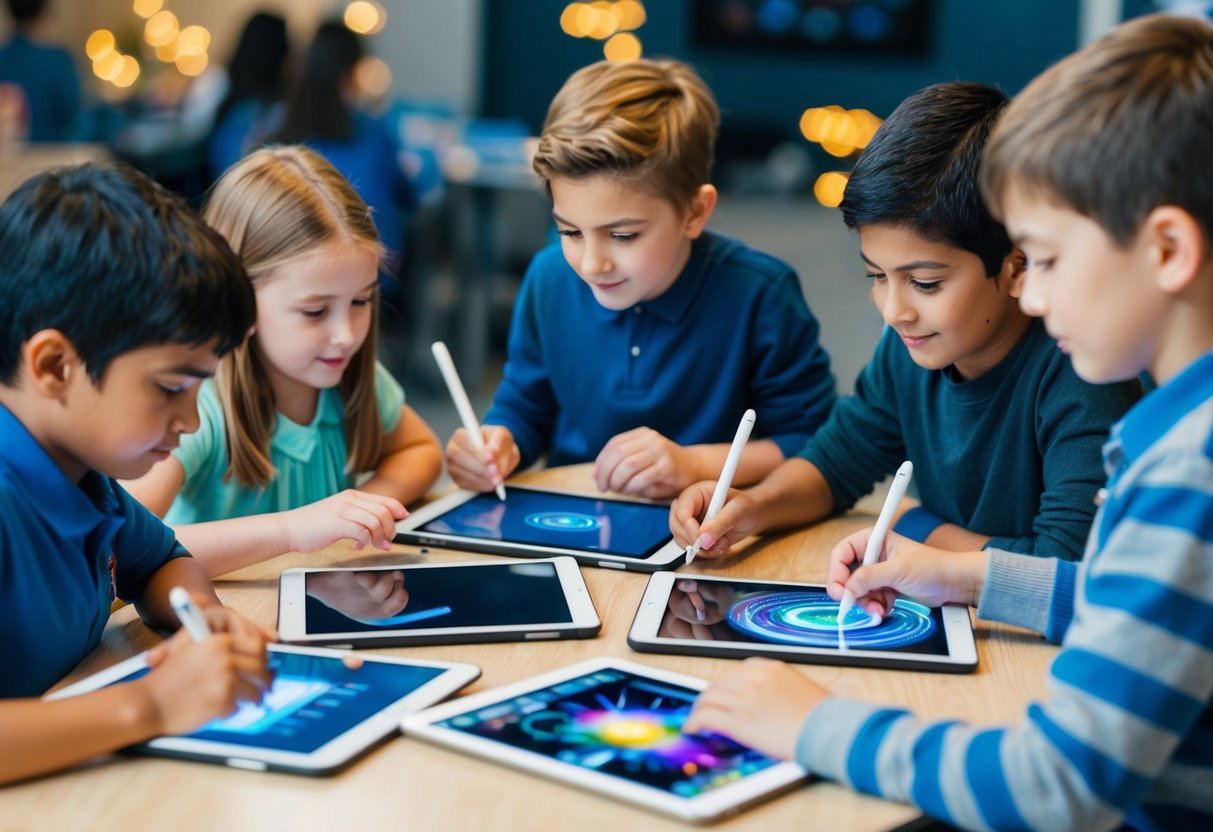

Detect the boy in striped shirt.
xmin=685 ymin=13 xmax=1213 ymax=830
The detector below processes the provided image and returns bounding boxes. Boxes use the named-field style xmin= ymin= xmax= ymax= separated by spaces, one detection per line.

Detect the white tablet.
xmin=627 ymin=572 xmax=978 ymax=673
xmin=400 ymin=658 xmax=807 ymax=823
xmin=394 ymin=485 xmax=685 ymax=572
xmin=47 ymin=644 xmax=480 ymax=775
xmin=278 ymin=557 xmax=601 ymax=647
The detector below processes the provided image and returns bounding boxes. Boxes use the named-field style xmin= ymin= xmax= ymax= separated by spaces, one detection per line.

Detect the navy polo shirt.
xmin=0 ymin=404 xmax=189 ymax=697
xmin=485 ymin=231 xmax=836 ymax=469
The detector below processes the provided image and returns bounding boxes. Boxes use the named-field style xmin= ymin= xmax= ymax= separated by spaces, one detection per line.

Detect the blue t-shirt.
xmin=0 ymin=35 xmax=83 ymax=142
xmin=0 ymin=404 xmax=188 ymax=698
xmin=798 ymin=319 xmax=1141 ymax=558
xmin=484 ymin=231 xmax=837 ymax=469
xmin=165 ymin=361 xmax=404 ymax=523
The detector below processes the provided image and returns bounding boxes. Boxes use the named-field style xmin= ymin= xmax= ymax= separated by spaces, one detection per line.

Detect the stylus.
xmin=169 ymin=586 xmax=212 ymax=643
xmin=432 ymin=341 xmax=507 ymax=501
xmin=685 ymin=409 xmax=756 ymax=564
xmin=836 ymin=460 xmax=914 ymax=625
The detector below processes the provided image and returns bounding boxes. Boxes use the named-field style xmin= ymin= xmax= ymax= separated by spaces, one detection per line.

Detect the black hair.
xmin=215 ymin=12 xmax=290 ymax=127
xmin=0 ymin=162 xmax=256 ymax=386
xmin=273 ymin=20 xmax=362 ymax=143
xmin=5 ymin=0 xmax=46 ymax=25
xmin=840 ymin=82 xmax=1012 ymax=277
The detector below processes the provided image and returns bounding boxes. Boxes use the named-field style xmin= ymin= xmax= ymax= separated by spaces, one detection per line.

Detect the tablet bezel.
xmin=399 ymin=657 xmax=807 ymax=823
xmin=277 ymin=556 xmax=602 ymax=647
xmin=47 ymin=644 xmax=481 ymax=775
xmin=627 ymin=571 xmax=979 ymax=673
xmin=394 ymin=485 xmax=685 ymax=572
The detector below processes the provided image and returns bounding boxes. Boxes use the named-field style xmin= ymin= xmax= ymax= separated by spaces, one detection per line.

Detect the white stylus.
xmin=685 ymin=409 xmax=756 ymax=564
xmin=169 ymin=586 xmax=212 ymax=643
xmin=432 ymin=341 xmax=506 ymax=501
xmin=836 ymin=460 xmax=914 ymax=625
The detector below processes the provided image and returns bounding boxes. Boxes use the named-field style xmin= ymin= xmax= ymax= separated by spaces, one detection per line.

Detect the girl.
xmin=127 ymin=145 xmax=443 ymax=577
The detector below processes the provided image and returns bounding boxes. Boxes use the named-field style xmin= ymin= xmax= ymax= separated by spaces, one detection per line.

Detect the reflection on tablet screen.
xmin=418 ymin=490 xmax=671 ymax=558
xmin=112 ymin=651 xmax=445 ymax=752
xmin=661 ymin=580 xmax=949 ymax=655
xmin=437 ymin=668 xmax=777 ymax=797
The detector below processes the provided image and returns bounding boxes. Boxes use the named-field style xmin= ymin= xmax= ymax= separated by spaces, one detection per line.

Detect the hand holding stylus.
xmin=432 ymin=341 xmax=507 ymax=500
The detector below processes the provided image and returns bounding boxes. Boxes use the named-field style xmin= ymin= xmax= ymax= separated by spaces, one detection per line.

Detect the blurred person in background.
xmin=0 ymin=0 xmax=83 ymax=142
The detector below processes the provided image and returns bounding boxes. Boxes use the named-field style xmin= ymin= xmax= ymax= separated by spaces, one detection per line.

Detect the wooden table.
xmin=5 ymin=466 xmax=1057 ymax=831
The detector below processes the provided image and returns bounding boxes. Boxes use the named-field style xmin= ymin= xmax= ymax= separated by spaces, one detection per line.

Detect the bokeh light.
xmin=155 ymin=41 xmax=178 ymax=63
xmin=113 ymin=55 xmax=141 ymax=88
xmin=176 ymin=25 xmax=211 ymax=58
xmin=345 ymin=1 xmax=387 ymax=36
xmin=85 ymin=29 xmax=115 ymax=61
xmin=614 ymin=0 xmax=646 ymax=30
xmin=92 ymin=50 xmax=124 ymax=82
xmin=799 ymin=105 xmax=883 ymax=158
xmin=144 ymin=10 xmax=179 ymax=48
xmin=562 ymin=1 xmax=646 ymax=42
xmin=561 ymin=3 xmax=588 ymax=37
xmin=132 ymin=0 xmax=163 ymax=19
xmin=354 ymin=56 xmax=393 ymax=98
xmin=175 ymin=52 xmax=209 ymax=77
xmin=813 ymin=171 xmax=849 ymax=207
xmin=603 ymin=32 xmax=642 ymax=61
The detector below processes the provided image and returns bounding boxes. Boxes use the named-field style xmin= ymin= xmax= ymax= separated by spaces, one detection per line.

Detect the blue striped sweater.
xmin=797 ymin=350 xmax=1213 ymax=830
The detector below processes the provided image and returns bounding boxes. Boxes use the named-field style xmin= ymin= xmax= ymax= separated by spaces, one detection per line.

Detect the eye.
xmin=1028 ymin=257 xmax=1055 ymax=273
xmin=556 ymin=228 xmax=582 ymax=239
xmin=352 ymin=295 xmax=373 ymax=308
xmin=157 ymin=383 xmax=184 ymax=397
xmin=301 ymin=307 xmax=327 ymax=319
xmin=864 ymin=271 xmax=886 ymax=281
xmin=610 ymin=232 xmax=637 ymax=242
xmin=909 ymin=280 xmax=941 ymax=294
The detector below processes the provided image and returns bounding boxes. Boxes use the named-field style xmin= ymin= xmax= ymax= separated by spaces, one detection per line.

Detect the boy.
xmin=0 ymin=162 xmax=271 ymax=784
xmin=685 ymin=14 xmax=1213 ymax=830
xmin=445 ymin=58 xmax=836 ymax=500
xmin=670 ymin=82 xmax=1141 ymax=561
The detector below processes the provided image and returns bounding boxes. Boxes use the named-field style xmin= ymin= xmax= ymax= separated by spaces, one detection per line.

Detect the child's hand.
xmin=594 ymin=427 xmax=691 ymax=498
xmin=827 ymin=528 xmax=987 ymax=618
xmin=282 ymin=490 xmax=408 ymax=553
xmin=668 ymin=481 xmax=760 ymax=559
xmin=138 ymin=608 xmax=272 ymax=736
xmin=446 ymin=426 xmax=519 ymax=493
xmin=683 ymin=658 xmax=828 ymax=760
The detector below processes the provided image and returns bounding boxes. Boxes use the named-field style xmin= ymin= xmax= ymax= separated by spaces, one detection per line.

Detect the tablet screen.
xmin=661 ymin=578 xmax=950 ymax=656
xmin=434 ymin=667 xmax=778 ymax=797
xmin=303 ymin=561 xmax=574 ymax=635
xmin=417 ymin=489 xmax=671 ymax=559
xmin=113 ymin=650 xmax=445 ymax=753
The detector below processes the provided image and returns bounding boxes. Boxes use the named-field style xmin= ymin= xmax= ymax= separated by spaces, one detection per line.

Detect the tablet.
xmin=627 ymin=572 xmax=978 ymax=673
xmin=47 ymin=644 xmax=481 ymax=775
xmin=394 ymin=485 xmax=684 ymax=571
xmin=401 ymin=658 xmax=806 ymax=823
xmin=278 ymin=557 xmax=601 ymax=647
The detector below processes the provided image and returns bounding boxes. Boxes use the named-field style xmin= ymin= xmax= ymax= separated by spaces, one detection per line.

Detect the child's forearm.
xmin=135 ymin=556 xmax=222 ymax=628
xmin=169 ymin=516 xmax=295 ymax=579
xmin=923 ymin=523 xmax=993 ymax=552
xmin=0 ymin=687 xmax=159 ymax=785
xmin=361 ymin=438 xmax=444 ymax=505
xmin=686 ymin=438 xmax=786 ymax=488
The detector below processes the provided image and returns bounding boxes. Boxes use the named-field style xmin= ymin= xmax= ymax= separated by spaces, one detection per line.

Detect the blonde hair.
xmin=982 ymin=14 xmax=1213 ymax=245
xmin=202 ymin=145 xmax=385 ymax=487
xmin=532 ymin=58 xmax=719 ymax=208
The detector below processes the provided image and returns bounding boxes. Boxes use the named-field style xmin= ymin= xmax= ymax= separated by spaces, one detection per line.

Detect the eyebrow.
xmin=161 ymin=365 xmax=214 ymax=379
xmin=859 ymin=251 xmax=950 ymax=271
xmin=551 ymin=211 xmax=649 ymax=230
xmin=297 ymin=280 xmax=379 ymax=302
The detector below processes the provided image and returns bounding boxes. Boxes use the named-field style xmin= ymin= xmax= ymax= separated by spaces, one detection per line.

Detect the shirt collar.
xmin=1112 ymin=349 xmax=1213 ymax=466
xmin=0 ymin=402 xmax=113 ymax=539
xmin=269 ymin=389 xmax=344 ymax=462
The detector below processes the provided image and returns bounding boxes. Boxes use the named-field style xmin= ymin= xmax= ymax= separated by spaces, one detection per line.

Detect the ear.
xmin=1001 ymin=246 xmax=1029 ymax=299
xmin=681 ymin=184 xmax=718 ymax=240
xmin=1142 ymin=205 xmax=1206 ymax=295
xmin=22 ymin=330 xmax=80 ymax=399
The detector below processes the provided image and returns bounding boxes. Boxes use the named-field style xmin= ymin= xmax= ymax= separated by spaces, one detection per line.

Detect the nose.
xmin=581 ymin=241 xmax=613 ymax=277
xmin=173 ymin=385 xmax=202 ymax=436
xmin=1018 ymin=268 xmax=1047 ymax=316
xmin=329 ymin=309 xmax=356 ymax=348
xmin=876 ymin=279 xmax=915 ymax=326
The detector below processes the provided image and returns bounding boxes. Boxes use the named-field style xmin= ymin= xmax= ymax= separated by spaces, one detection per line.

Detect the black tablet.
xmin=628 ymin=572 xmax=978 ymax=673
xmin=47 ymin=644 xmax=481 ymax=775
xmin=278 ymin=557 xmax=601 ymax=647
xmin=394 ymin=485 xmax=684 ymax=571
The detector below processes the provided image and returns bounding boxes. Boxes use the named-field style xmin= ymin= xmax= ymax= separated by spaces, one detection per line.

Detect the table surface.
xmin=6 ymin=465 xmax=1056 ymax=831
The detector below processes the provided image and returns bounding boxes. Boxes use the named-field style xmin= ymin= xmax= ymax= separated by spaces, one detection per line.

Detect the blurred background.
xmin=0 ymin=0 xmax=1194 ymax=443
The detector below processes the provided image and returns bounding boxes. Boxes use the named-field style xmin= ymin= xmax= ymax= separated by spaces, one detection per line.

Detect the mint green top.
xmin=164 ymin=362 xmax=404 ymax=524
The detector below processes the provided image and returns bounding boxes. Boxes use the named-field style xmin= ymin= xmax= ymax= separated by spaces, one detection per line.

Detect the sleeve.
xmin=977 ymin=549 xmax=1078 ymax=643
xmin=483 ymin=259 xmax=560 ymax=469
xmin=745 ymin=267 xmax=836 ymax=457
xmin=797 ymin=330 xmax=907 ymax=512
xmin=111 ymin=481 xmax=192 ymax=603
xmin=171 ymin=380 xmax=223 ymax=481
xmin=374 ymin=361 xmax=405 ymax=434
xmin=984 ymin=360 xmax=1140 ymax=559
xmin=796 ymin=451 xmax=1213 ymax=831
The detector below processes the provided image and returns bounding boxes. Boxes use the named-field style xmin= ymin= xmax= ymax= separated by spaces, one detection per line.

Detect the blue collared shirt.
xmin=484 ymin=231 xmax=836 ymax=469
xmin=0 ymin=403 xmax=189 ymax=697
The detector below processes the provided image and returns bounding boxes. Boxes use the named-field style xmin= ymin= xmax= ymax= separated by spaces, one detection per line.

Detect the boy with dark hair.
xmin=686 ymin=15 xmax=1213 ymax=830
xmin=671 ymin=82 xmax=1140 ymax=562
xmin=0 ymin=162 xmax=270 ymax=784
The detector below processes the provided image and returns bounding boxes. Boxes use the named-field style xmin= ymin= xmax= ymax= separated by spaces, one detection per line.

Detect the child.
xmin=670 ymin=82 xmax=1141 ymax=561
xmin=126 ymin=146 xmax=443 ymax=577
xmin=446 ymin=58 xmax=836 ymax=500
xmin=686 ymin=14 xmax=1213 ymax=830
xmin=0 ymin=162 xmax=271 ymax=784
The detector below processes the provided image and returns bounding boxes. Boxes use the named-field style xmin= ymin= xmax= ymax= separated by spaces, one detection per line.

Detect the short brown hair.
xmin=982 ymin=13 xmax=1213 ymax=245
xmin=532 ymin=58 xmax=719 ymax=207
xmin=203 ymin=145 xmax=385 ymax=487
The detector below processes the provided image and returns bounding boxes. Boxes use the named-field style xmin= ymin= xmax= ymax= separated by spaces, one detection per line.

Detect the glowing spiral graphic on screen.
xmin=727 ymin=591 xmax=935 ymax=649
xmin=524 ymin=512 xmax=602 ymax=532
